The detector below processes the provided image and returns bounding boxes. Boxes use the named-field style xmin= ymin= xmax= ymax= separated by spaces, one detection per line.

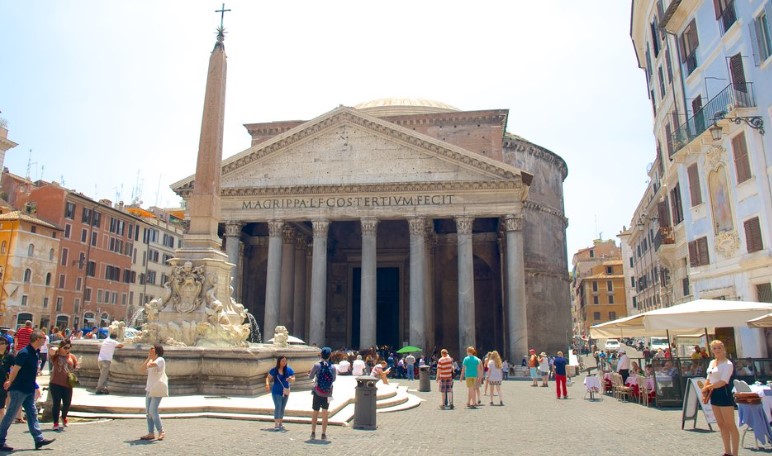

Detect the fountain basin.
xmin=71 ymin=340 xmax=321 ymax=396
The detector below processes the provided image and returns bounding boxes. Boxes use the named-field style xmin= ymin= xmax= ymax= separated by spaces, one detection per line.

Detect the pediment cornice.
xmin=220 ymin=180 xmax=523 ymax=198
xmin=172 ymin=106 xmax=528 ymax=195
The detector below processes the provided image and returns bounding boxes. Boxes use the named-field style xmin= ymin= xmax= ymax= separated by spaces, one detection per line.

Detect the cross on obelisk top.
xmin=215 ymin=3 xmax=231 ymax=29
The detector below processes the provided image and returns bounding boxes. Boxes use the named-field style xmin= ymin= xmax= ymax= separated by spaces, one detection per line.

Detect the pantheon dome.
xmin=354 ymin=97 xmax=459 ymax=117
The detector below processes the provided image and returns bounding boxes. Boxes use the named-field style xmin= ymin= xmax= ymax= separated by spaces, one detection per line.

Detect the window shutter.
xmin=744 ymin=217 xmax=763 ymax=252
xmin=687 ymin=164 xmax=702 ymax=206
xmin=688 ymin=240 xmax=698 ymax=267
xmin=658 ymin=199 xmax=672 ymax=227
xmin=732 ymin=132 xmax=751 ymax=183
xmin=730 ymin=53 xmax=746 ymax=89
xmin=697 ymin=237 xmax=710 ymax=265
xmin=713 ymin=0 xmax=722 ymax=19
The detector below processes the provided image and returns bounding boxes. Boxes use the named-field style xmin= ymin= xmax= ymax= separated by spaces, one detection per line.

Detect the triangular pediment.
xmin=172 ymin=106 xmax=527 ymax=195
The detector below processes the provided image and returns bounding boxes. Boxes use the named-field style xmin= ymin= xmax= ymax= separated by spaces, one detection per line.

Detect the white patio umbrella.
xmin=641 ymin=299 xmax=772 ymax=331
xmin=747 ymin=312 xmax=772 ymax=328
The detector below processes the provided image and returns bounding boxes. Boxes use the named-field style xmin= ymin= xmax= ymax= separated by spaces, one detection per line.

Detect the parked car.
xmin=604 ymin=339 xmax=621 ymax=352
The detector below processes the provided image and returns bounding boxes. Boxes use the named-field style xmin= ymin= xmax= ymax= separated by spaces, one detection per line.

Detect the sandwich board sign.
xmin=682 ymin=377 xmax=716 ymax=431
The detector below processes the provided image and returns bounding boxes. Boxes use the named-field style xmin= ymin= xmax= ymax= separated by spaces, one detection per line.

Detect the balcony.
xmin=671 ymin=83 xmax=757 ymax=155
xmin=654 ymin=227 xmax=675 ymax=250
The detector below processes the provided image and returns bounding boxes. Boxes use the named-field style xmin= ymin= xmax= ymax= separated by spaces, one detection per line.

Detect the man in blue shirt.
xmin=0 ymin=331 xmax=55 ymax=451
xmin=553 ymin=350 xmax=569 ymax=400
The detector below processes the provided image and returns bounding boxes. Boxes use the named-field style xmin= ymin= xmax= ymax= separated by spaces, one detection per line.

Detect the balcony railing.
xmin=671 ymin=82 xmax=757 ymax=155
xmin=655 ymin=227 xmax=675 ymax=250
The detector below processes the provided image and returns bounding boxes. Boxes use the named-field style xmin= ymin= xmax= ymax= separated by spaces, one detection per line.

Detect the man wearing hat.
xmin=616 ymin=348 xmax=630 ymax=383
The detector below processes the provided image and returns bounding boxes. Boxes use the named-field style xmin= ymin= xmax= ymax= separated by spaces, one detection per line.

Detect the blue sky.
xmin=0 ymin=1 xmax=654 ymax=261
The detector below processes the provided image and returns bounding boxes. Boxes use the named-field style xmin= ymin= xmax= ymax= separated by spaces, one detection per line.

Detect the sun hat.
xmin=529 ymin=348 xmax=536 ymax=354
xmin=540 ymin=352 xmax=547 ymax=356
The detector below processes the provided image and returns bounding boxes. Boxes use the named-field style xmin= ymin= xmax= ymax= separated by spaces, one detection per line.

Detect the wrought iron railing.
xmin=671 ymin=82 xmax=757 ymax=155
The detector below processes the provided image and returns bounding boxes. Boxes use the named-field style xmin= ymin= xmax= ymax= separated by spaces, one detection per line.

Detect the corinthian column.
xmin=456 ymin=216 xmax=475 ymax=353
xmin=280 ymin=226 xmax=296 ymax=329
xmin=309 ymin=220 xmax=330 ymax=347
xmin=292 ymin=235 xmax=307 ymax=338
xmin=504 ymin=214 xmax=528 ymax=363
xmin=223 ymin=221 xmax=243 ymax=299
xmin=424 ymin=220 xmax=435 ymax=353
xmin=409 ymin=217 xmax=426 ymax=351
xmin=263 ymin=220 xmax=284 ymax=341
xmin=360 ymin=218 xmax=378 ymax=349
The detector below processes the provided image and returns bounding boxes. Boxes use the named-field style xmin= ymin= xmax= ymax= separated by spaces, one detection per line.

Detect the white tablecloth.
xmin=584 ymin=377 xmax=601 ymax=391
xmin=748 ymin=385 xmax=772 ymax=424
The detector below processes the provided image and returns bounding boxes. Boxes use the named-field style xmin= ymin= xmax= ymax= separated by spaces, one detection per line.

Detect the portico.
xmin=174 ymin=105 xmax=534 ymax=359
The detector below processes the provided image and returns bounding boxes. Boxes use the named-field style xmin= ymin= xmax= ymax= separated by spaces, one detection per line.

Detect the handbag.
xmin=66 ymin=371 xmax=79 ymax=388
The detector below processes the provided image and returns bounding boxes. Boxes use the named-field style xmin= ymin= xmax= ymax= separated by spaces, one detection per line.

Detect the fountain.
xmin=69 ymin=25 xmax=319 ymax=397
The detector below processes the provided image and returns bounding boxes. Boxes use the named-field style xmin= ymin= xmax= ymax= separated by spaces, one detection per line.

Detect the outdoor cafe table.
xmin=748 ymin=384 xmax=772 ymax=424
xmin=584 ymin=376 xmax=601 ymax=400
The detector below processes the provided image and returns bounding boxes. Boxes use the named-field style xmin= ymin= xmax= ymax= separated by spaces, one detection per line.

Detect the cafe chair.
xmin=734 ymin=379 xmax=753 ymax=393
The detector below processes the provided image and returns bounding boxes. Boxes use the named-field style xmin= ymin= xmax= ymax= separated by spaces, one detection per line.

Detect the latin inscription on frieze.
xmin=242 ymin=195 xmax=456 ymax=211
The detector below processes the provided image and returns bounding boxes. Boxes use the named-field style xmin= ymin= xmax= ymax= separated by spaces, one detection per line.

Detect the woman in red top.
xmin=49 ymin=340 xmax=78 ymax=431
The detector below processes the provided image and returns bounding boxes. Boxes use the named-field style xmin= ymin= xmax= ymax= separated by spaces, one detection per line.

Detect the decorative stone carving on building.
xmin=456 ymin=216 xmax=473 ymax=235
xmin=170 ymin=261 xmax=206 ymax=313
xmin=714 ymin=230 xmax=740 ymax=258
xmin=361 ymin=217 xmax=379 ymax=235
xmin=503 ymin=214 xmax=523 ymax=232
xmin=224 ymin=221 xmax=243 ymax=237
xmin=282 ymin=226 xmax=296 ymax=244
xmin=408 ymin=217 xmax=426 ymax=235
xmin=268 ymin=220 xmax=285 ymax=237
xmin=705 ymin=145 xmax=726 ymax=172
xmin=312 ymin=219 xmax=329 ymax=237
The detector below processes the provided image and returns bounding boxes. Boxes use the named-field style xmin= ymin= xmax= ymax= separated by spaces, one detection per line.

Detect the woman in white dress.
xmin=487 ymin=351 xmax=504 ymax=406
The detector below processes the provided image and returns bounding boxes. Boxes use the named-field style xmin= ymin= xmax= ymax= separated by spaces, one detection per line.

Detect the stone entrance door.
xmin=351 ymin=267 xmax=400 ymax=349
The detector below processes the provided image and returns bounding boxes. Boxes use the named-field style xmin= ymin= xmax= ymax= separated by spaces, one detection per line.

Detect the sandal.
xmin=14 ymin=418 xmax=25 ymax=424
xmin=157 ymin=431 xmax=165 ymax=441
xmin=140 ymin=434 xmax=155 ymax=441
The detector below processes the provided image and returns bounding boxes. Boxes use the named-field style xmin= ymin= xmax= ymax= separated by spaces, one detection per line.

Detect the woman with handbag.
xmin=266 ymin=355 xmax=295 ymax=431
xmin=140 ymin=344 xmax=168 ymax=441
xmin=702 ymin=340 xmax=738 ymax=456
xmin=49 ymin=340 xmax=78 ymax=431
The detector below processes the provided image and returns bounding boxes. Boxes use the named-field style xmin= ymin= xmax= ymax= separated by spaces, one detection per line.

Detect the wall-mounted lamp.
xmin=636 ymin=215 xmax=658 ymax=228
xmin=710 ymin=111 xmax=765 ymax=141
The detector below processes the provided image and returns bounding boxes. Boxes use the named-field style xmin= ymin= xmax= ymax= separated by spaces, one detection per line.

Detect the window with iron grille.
xmin=744 ymin=217 xmax=763 ymax=253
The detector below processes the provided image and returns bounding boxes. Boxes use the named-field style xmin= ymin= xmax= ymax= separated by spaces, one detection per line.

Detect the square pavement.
xmin=11 ymin=376 xmax=739 ymax=455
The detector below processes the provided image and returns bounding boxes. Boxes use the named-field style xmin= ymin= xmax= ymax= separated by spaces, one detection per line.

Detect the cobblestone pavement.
xmin=0 ymin=376 xmax=740 ymax=455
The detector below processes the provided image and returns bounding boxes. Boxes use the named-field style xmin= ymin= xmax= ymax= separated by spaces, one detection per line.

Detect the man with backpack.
xmin=308 ymin=346 xmax=337 ymax=441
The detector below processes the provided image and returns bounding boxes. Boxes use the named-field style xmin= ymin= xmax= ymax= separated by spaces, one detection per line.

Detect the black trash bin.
xmin=419 ymin=365 xmax=431 ymax=392
xmin=354 ymin=376 xmax=378 ymax=430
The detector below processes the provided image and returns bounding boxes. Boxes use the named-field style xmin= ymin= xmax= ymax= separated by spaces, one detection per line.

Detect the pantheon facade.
xmin=173 ymin=99 xmax=570 ymax=360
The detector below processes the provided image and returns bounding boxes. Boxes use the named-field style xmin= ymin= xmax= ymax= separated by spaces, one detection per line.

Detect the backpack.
xmin=314 ymin=361 xmax=334 ymax=395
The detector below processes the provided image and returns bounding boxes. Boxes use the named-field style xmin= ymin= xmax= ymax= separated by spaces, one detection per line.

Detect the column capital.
xmin=455 ymin=216 xmax=474 ymax=235
xmin=295 ymin=235 xmax=308 ymax=250
xmin=267 ymin=220 xmax=284 ymax=237
xmin=503 ymin=214 xmax=524 ymax=232
xmin=282 ymin=226 xmax=296 ymax=244
xmin=312 ymin=219 xmax=330 ymax=237
xmin=408 ymin=217 xmax=426 ymax=236
xmin=360 ymin=217 xmax=379 ymax=236
xmin=224 ymin=221 xmax=244 ymax=237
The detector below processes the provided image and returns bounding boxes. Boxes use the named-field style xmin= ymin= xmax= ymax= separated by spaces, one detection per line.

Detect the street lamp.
xmin=710 ymin=112 xmax=765 ymax=141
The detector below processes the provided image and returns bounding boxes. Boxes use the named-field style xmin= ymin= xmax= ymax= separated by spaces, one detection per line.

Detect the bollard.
xmin=418 ymin=365 xmax=431 ymax=392
xmin=353 ymin=376 xmax=377 ymax=430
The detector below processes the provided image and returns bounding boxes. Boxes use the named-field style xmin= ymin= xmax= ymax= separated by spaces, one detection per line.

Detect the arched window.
xmin=0 ymin=241 xmax=6 ymax=254
xmin=45 ymin=273 xmax=52 ymax=286
xmin=23 ymin=269 xmax=32 ymax=283
xmin=49 ymin=248 xmax=55 ymax=260
xmin=27 ymin=243 xmax=34 ymax=256
xmin=83 ymin=312 xmax=95 ymax=328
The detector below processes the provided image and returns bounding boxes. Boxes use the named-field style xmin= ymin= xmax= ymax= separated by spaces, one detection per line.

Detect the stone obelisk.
xmin=145 ymin=26 xmax=249 ymax=346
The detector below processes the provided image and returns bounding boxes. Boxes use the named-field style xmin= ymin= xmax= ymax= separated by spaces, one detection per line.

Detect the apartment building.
xmin=571 ymin=239 xmax=628 ymax=337
xmin=630 ymin=0 xmax=772 ymax=356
